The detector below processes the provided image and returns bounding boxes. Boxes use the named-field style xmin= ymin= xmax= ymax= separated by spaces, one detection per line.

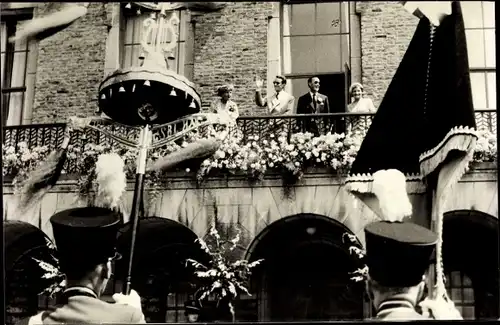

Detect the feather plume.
xmin=148 ymin=138 xmax=221 ymax=172
xmin=94 ymin=153 xmax=127 ymax=210
xmin=9 ymin=3 xmax=89 ymax=43
xmin=372 ymin=169 xmax=412 ymax=222
xmin=17 ymin=134 xmax=70 ymax=213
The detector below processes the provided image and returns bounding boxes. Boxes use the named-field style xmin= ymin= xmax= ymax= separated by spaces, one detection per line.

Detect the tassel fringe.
xmin=344 ymin=173 xmax=426 ymax=194
xmin=419 ymin=126 xmax=478 ymax=177
xmin=432 ymin=138 xmax=477 ymax=301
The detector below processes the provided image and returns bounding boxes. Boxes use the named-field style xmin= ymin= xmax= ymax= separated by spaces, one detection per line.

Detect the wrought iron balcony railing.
xmin=3 ymin=110 xmax=496 ymax=165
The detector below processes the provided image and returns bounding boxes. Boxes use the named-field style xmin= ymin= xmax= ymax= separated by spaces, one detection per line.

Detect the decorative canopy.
xmin=98 ymin=4 xmax=204 ymax=126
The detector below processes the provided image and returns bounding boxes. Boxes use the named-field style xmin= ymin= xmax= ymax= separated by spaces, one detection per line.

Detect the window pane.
xmin=124 ymin=16 xmax=136 ymax=45
xmin=290 ymin=78 xmax=310 ymax=105
xmin=1 ymin=53 xmax=5 ymax=85
xmin=483 ymin=1 xmax=495 ymax=28
xmin=316 ymin=2 xmax=341 ymax=34
xmin=6 ymin=92 xmax=24 ymax=126
xmin=178 ymin=10 xmax=187 ymax=41
xmin=316 ymin=35 xmax=348 ymax=73
xmin=1 ymin=22 xmax=6 ymax=53
xmin=484 ymin=29 xmax=495 ymax=68
xmin=451 ymin=288 xmax=462 ymax=301
xmin=122 ymin=45 xmax=133 ymax=68
xmin=133 ymin=15 xmax=144 ymax=44
xmin=289 ymin=4 xmax=315 ymax=36
xmin=487 ymin=72 xmax=496 ymax=110
xmin=462 ymin=306 xmax=475 ymax=320
xmin=290 ymin=36 xmax=315 ymax=73
xmin=451 ymin=271 xmax=462 ymax=286
xmin=10 ymin=52 xmax=27 ymax=87
xmin=466 ymin=30 xmax=486 ymax=68
xmin=470 ymin=72 xmax=487 ymax=109
xmin=463 ymin=288 xmax=474 ymax=303
xmin=461 ymin=1 xmax=484 ymax=28
xmin=177 ymin=42 xmax=185 ymax=75
xmin=462 ymin=275 xmax=473 ymax=286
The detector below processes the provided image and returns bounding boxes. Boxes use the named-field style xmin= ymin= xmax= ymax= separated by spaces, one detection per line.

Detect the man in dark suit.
xmin=296 ymin=76 xmax=330 ymax=135
xmin=20 ymin=207 xmax=146 ymax=324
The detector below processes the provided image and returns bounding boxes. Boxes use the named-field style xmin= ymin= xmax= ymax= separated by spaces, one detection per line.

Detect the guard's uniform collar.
xmin=61 ymin=286 xmax=99 ymax=302
xmin=376 ymin=298 xmax=416 ymax=318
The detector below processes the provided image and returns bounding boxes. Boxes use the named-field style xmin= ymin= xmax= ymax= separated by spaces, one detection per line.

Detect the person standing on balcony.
xmin=254 ymin=75 xmax=295 ymax=115
xmin=347 ymin=83 xmax=377 ymax=114
xmin=296 ymin=76 xmax=331 ymax=135
xmin=18 ymin=207 xmax=146 ymax=324
xmin=347 ymin=83 xmax=376 ymax=135
xmin=210 ymin=84 xmax=239 ymax=122
xmin=254 ymin=75 xmax=295 ymax=138
xmin=297 ymin=77 xmax=331 ymax=115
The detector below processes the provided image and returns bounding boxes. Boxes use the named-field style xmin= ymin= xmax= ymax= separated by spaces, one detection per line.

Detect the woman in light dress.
xmin=347 ymin=82 xmax=376 ymax=135
xmin=210 ymin=84 xmax=239 ymax=121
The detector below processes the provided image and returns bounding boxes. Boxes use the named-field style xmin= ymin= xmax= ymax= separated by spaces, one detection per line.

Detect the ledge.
xmin=2 ymin=162 xmax=496 ymax=194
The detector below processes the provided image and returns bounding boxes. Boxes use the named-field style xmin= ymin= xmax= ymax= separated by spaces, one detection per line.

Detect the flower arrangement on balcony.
xmin=3 ymin=129 xmax=497 ymax=197
xmin=185 ymin=222 xmax=263 ymax=322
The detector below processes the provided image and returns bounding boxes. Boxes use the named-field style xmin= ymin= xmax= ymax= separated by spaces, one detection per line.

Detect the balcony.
xmin=2 ymin=110 xmax=496 ymax=176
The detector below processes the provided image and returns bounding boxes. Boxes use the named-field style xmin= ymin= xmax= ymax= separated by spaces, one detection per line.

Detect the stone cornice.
xmin=2 ymin=162 xmax=496 ymax=194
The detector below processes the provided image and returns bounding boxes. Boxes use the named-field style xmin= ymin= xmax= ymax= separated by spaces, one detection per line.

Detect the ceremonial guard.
xmin=18 ymin=207 xmax=146 ymax=324
xmin=364 ymin=221 xmax=437 ymax=320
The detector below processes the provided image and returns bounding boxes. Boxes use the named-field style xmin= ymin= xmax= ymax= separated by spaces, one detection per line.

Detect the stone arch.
xmin=245 ymin=213 xmax=366 ymax=322
xmin=442 ymin=210 xmax=499 ymax=320
xmin=244 ymin=213 xmax=363 ymax=261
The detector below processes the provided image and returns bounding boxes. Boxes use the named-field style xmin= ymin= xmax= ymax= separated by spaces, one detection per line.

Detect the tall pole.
xmin=123 ymin=124 xmax=151 ymax=294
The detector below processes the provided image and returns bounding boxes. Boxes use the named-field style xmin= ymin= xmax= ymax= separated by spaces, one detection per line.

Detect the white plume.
xmin=95 ymin=153 xmax=127 ymax=210
xmin=372 ymin=169 xmax=412 ymax=222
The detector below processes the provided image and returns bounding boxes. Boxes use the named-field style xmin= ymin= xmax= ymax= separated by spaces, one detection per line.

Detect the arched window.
xmin=445 ymin=270 xmax=475 ymax=319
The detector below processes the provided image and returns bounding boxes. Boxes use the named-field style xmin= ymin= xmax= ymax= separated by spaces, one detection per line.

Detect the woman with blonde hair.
xmin=347 ymin=82 xmax=376 ymax=113
xmin=210 ymin=84 xmax=239 ymax=121
xmin=347 ymin=83 xmax=376 ymax=135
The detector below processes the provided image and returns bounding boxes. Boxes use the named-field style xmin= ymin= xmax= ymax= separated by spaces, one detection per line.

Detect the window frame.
xmin=280 ymin=1 xmax=352 ymax=78
xmin=1 ymin=8 xmax=34 ymax=126
xmin=445 ymin=270 xmax=476 ymax=320
xmin=463 ymin=1 xmax=496 ymax=110
xmin=279 ymin=1 xmax=355 ymax=111
xmin=119 ymin=5 xmax=193 ymax=80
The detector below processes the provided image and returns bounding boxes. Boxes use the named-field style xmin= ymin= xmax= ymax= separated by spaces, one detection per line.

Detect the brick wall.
xmin=28 ymin=2 xmax=420 ymax=121
xmin=192 ymin=2 xmax=273 ymax=116
xmin=31 ymin=3 xmax=111 ymax=123
xmin=356 ymin=1 xmax=419 ymax=108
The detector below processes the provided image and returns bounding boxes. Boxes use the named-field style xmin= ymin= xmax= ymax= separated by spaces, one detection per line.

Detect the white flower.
xmin=203 ymin=159 xmax=211 ymax=166
xmin=269 ymin=162 xmax=274 ymax=168
xmin=211 ymin=161 xmax=218 ymax=168
xmin=185 ymin=168 xmax=191 ymax=173
xmin=294 ymin=162 xmax=300 ymax=167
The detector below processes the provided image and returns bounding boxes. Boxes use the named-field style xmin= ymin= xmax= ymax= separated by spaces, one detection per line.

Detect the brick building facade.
xmin=3 ymin=1 xmax=494 ymax=124
xmin=2 ymin=1 xmax=497 ymax=323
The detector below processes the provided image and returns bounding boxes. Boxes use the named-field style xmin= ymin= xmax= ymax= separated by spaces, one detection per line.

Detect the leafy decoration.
xmin=186 ymin=222 xmax=263 ymax=322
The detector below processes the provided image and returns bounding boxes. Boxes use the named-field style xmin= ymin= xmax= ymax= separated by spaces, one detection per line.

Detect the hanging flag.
xmin=345 ymin=1 xmax=476 ymax=314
